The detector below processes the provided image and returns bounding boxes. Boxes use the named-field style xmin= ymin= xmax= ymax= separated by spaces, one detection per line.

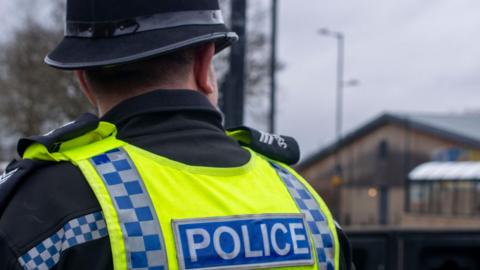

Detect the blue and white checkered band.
xmin=90 ymin=148 xmax=168 ymax=270
xmin=18 ymin=212 xmax=108 ymax=270
xmin=270 ymin=162 xmax=336 ymax=270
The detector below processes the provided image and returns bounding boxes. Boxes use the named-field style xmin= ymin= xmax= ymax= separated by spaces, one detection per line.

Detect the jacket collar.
xmin=101 ymin=89 xmax=223 ymax=129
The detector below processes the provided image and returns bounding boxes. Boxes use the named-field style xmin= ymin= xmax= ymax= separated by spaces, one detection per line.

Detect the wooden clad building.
xmin=298 ymin=113 xmax=480 ymax=228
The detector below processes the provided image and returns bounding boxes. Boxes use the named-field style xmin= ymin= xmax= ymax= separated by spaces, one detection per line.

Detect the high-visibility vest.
xmin=23 ymin=121 xmax=340 ymax=270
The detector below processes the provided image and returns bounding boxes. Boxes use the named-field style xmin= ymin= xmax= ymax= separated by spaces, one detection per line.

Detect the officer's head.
xmin=45 ymin=0 xmax=237 ymax=114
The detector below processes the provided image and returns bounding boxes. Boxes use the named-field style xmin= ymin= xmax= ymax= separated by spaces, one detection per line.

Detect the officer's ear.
xmin=74 ymin=70 xmax=98 ymax=108
xmin=193 ymin=43 xmax=216 ymax=98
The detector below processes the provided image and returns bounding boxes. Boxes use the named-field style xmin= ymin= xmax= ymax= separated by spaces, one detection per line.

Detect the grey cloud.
xmin=276 ymin=0 xmax=480 ymax=158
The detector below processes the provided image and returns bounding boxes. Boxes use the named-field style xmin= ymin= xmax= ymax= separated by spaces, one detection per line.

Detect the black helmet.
xmin=45 ymin=0 xmax=238 ymax=70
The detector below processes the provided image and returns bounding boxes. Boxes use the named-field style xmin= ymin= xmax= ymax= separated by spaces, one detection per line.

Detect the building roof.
xmin=299 ymin=112 xmax=480 ymax=170
xmin=407 ymin=114 xmax=480 ymax=143
xmin=409 ymin=161 xmax=480 ymax=181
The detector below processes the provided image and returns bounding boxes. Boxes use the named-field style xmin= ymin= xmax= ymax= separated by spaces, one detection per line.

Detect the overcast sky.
xmin=1 ymin=0 xmax=479 ymax=159
xmin=273 ymin=0 xmax=480 ymax=159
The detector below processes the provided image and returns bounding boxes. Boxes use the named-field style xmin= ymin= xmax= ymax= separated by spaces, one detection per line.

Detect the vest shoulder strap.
xmin=19 ymin=115 xmax=119 ymax=163
xmin=227 ymin=126 xmax=300 ymax=165
xmin=17 ymin=113 xmax=100 ymax=157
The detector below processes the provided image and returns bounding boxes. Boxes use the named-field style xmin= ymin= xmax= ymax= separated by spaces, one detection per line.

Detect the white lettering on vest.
xmin=186 ymin=228 xmax=211 ymax=262
xmin=213 ymin=226 xmax=241 ymax=260
xmin=271 ymin=223 xmax=291 ymax=256
xmin=260 ymin=224 xmax=271 ymax=256
xmin=177 ymin=215 xmax=315 ymax=269
xmin=289 ymin=223 xmax=309 ymax=255
xmin=241 ymin=225 xmax=263 ymax=258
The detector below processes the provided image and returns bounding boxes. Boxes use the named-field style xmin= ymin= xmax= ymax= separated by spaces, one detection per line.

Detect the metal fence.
xmin=347 ymin=229 xmax=480 ymax=270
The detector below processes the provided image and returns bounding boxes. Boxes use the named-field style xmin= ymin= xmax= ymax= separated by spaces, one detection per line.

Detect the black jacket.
xmin=0 ymin=90 xmax=353 ymax=270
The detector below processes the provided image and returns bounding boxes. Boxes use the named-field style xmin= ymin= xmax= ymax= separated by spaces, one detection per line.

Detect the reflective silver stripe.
xmin=270 ymin=162 xmax=336 ymax=270
xmin=66 ymin=10 xmax=225 ymax=38
xmin=90 ymin=148 xmax=168 ymax=270
xmin=0 ymin=168 xmax=18 ymax=186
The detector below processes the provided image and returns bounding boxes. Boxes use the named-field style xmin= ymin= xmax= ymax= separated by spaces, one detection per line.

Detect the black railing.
xmin=347 ymin=229 xmax=480 ymax=270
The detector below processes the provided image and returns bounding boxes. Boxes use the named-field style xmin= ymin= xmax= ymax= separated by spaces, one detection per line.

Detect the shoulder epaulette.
xmin=17 ymin=113 xmax=99 ymax=157
xmin=227 ymin=126 xmax=300 ymax=165
xmin=1 ymin=113 xmax=99 ymax=214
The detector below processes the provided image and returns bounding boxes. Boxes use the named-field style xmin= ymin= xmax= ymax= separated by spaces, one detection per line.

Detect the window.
xmin=410 ymin=183 xmax=429 ymax=213
xmin=409 ymin=180 xmax=480 ymax=217
xmin=474 ymin=183 xmax=480 ymax=214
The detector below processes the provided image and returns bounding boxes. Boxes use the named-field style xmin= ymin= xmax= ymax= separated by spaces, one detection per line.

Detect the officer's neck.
xmin=79 ymin=70 xmax=218 ymax=117
xmin=97 ymin=83 xmax=210 ymax=117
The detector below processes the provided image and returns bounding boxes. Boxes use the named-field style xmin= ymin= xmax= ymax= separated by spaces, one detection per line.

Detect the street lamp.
xmin=318 ymin=28 xmax=359 ymax=219
xmin=318 ymin=28 xmax=359 ymax=175
xmin=318 ymin=28 xmax=345 ymax=147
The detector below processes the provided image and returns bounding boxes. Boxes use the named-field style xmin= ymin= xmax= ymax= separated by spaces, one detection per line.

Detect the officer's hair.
xmin=85 ymin=48 xmax=195 ymax=97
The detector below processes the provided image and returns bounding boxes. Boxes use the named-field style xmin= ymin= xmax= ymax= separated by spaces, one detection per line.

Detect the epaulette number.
xmin=259 ymin=131 xmax=288 ymax=149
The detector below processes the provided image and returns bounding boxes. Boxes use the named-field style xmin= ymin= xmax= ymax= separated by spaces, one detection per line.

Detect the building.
xmin=298 ymin=113 xmax=480 ymax=228
xmin=407 ymin=161 xmax=480 ymax=228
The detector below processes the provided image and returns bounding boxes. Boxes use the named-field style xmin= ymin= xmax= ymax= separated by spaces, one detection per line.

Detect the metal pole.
xmin=336 ymin=34 xmax=344 ymax=144
xmin=223 ymin=0 xmax=247 ymax=128
xmin=319 ymin=29 xmax=359 ymax=220
xmin=335 ymin=33 xmax=344 ymax=176
xmin=318 ymin=29 xmax=346 ymax=176
xmin=269 ymin=0 xmax=278 ymax=133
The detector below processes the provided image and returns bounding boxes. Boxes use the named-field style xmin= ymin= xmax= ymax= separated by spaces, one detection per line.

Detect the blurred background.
xmin=1 ymin=0 xmax=480 ymax=269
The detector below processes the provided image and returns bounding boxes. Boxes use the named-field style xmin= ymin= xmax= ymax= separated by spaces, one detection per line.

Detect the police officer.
xmin=0 ymin=0 xmax=353 ymax=270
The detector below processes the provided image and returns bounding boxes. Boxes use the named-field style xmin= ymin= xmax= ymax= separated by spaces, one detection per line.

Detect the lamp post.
xmin=222 ymin=0 xmax=247 ymax=128
xmin=318 ymin=28 xmax=359 ymax=175
xmin=318 ymin=28 xmax=358 ymax=217
xmin=269 ymin=0 xmax=278 ymax=133
xmin=318 ymin=28 xmax=345 ymax=154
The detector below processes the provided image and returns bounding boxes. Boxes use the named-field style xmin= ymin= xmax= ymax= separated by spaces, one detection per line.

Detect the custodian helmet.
xmin=45 ymin=0 xmax=238 ymax=70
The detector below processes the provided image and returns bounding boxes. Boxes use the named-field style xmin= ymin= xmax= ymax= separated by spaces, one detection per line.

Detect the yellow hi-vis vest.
xmin=23 ymin=122 xmax=340 ymax=270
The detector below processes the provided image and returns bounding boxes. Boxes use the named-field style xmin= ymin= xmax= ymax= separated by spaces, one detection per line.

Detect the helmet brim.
xmin=45 ymin=24 xmax=238 ymax=70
